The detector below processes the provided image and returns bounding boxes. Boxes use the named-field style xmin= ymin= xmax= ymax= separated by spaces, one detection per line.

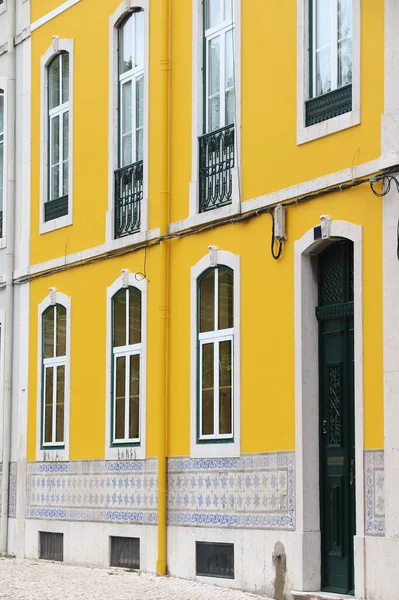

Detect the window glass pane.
xmin=56 ymin=305 xmax=66 ymax=357
xmin=0 ymin=93 xmax=3 ymax=135
xmin=315 ymin=0 xmax=331 ymax=96
xmin=201 ymin=343 xmax=214 ymax=435
xmin=206 ymin=0 xmax=221 ymax=29
xmin=129 ymin=288 xmax=141 ymax=345
xmin=61 ymin=53 xmax=69 ymax=104
xmin=121 ymin=80 xmax=133 ymax=167
xmin=44 ymin=367 xmax=54 ymax=444
xmin=225 ymin=29 xmax=235 ymax=125
xmin=338 ymin=38 xmax=352 ymax=88
xmin=218 ymin=267 xmax=233 ymax=330
xmin=219 ymin=340 xmax=232 ymax=434
xmin=129 ymin=354 xmax=140 ymax=439
xmin=136 ymin=76 xmax=144 ymax=162
xmin=49 ymin=55 xmax=60 ymax=109
xmin=199 ymin=270 xmax=215 ymax=333
xmin=50 ymin=115 xmax=60 ymax=200
xmin=135 ymin=10 xmax=144 ymax=68
xmin=62 ymin=111 xmax=69 ymax=196
xmin=224 ymin=0 xmax=233 ymax=23
xmin=316 ymin=48 xmax=331 ymax=97
xmin=114 ymin=291 xmax=127 ymax=347
xmin=56 ymin=365 xmax=65 ymax=443
xmin=0 ymin=141 xmax=3 ymax=213
xmin=338 ymin=0 xmax=352 ymax=40
xmin=115 ymin=355 xmax=126 ymax=439
xmin=120 ymin=16 xmax=133 ymax=73
xmin=43 ymin=308 xmax=55 ymax=359
xmin=208 ymin=37 xmax=220 ymax=131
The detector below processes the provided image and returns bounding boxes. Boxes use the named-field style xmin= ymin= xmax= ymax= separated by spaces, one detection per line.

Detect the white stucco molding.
xmin=106 ymin=0 xmax=150 ymax=246
xmin=36 ymin=289 xmax=71 ymax=463
xmin=294 ymin=219 xmax=365 ymax=596
xmin=0 ymin=76 xmax=8 ymax=248
xmin=189 ymin=0 xmax=241 ymax=217
xmin=39 ymin=37 xmax=74 ymax=234
xmin=0 ymin=308 xmax=6 ymax=460
xmin=190 ymin=249 xmax=241 ymax=458
xmin=30 ymin=0 xmax=82 ymax=32
xmin=105 ymin=270 xmax=147 ymax=461
xmin=296 ymin=0 xmax=361 ymax=145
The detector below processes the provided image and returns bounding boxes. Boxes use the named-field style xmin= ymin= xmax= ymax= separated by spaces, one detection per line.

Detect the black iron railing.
xmin=306 ymin=84 xmax=352 ymax=127
xmin=44 ymin=195 xmax=68 ymax=222
xmin=114 ymin=160 xmax=143 ymax=238
xmin=199 ymin=124 xmax=234 ymax=212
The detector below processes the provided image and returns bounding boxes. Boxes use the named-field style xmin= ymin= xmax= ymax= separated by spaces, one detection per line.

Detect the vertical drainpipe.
xmin=0 ymin=0 xmax=16 ymax=553
xmin=156 ymin=0 xmax=171 ymax=577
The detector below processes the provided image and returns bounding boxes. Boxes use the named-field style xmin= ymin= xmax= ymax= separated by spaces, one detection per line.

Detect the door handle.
xmin=349 ymin=459 xmax=355 ymax=486
xmin=322 ymin=420 xmax=327 ymax=435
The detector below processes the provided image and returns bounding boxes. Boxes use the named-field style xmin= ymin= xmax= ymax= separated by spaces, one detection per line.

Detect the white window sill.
xmin=104 ymin=227 xmax=160 ymax=253
xmin=37 ymin=448 xmax=69 ymax=462
xmin=190 ymin=440 xmax=240 ymax=459
xmin=170 ymin=201 xmax=240 ymax=235
xmin=105 ymin=445 xmax=146 ymax=461
xmin=297 ymin=109 xmax=360 ymax=145
xmin=40 ymin=213 xmax=72 ymax=234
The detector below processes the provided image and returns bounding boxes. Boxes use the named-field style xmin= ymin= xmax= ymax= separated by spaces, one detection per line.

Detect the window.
xmin=196 ymin=542 xmax=234 ymax=579
xmin=306 ymin=0 xmax=352 ymax=126
xmin=114 ymin=10 xmax=144 ymax=239
xmin=45 ymin=52 xmax=69 ymax=222
xmin=39 ymin=532 xmax=63 ymax=562
xmin=0 ymin=90 xmax=3 ymax=237
xmin=198 ymin=266 xmax=234 ymax=440
xmin=110 ymin=537 xmax=140 ymax=569
xmin=41 ymin=304 xmax=67 ymax=447
xmin=111 ymin=287 xmax=142 ymax=444
xmin=198 ymin=0 xmax=235 ymax=213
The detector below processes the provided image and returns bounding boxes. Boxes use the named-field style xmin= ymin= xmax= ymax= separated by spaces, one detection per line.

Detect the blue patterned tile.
xmin=365 ymin=450 xmax=385 ymax=536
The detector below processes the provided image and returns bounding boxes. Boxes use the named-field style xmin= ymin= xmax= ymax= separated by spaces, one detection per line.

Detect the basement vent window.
xmin=196 ymin=541 xmax=234 ymax=579
xmin=39 ymin=532 xmax=63 ymax=562
xmin=110 ymin=536 xmax=140 ymax=569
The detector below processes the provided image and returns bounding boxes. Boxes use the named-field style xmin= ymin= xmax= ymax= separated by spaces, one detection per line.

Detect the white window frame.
xmin=48 ymin=52 xmax=69 ymax=203
xmin=36 ymin=290 xmax=71 ymax=462
xmin=107 ymin=1 xmax=150 ymax=246
xmin=0 ymin=82 xmax=6 ymax=246
xmin=40 ymin=37 xmax=74 ymax=234
xmin=297 ymin=0 xmax=360 ymax=145
xmin=106 ymin=270 xmax=147 ymax=460
xmin=190 ymin=249 xmax=240 ymax=458
xmin=189 ymin=0 xmax=241 ymax=221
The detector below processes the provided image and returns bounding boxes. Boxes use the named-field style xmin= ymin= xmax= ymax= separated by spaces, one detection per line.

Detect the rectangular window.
xmin=110 ymin=537 xmax=140 ymax=569
xmin=199 ymin=0 xmax=235 ymax=213
xmin=0 ymin=90 xmax=4 ymax=238
xmin=198 ymin=267 xmax=234 ymax=441
xmin=306 ymin=0 xmax=352 ymax=126
xmin=42 ymin=305 xmax=67 ymax=447
xmin=39 ymin=532 xmax=64 ymax=562
xmin=112 ymin=287 xmax=142 ymax=445
xmin=196 ymin=542 xmax=234 ymax=579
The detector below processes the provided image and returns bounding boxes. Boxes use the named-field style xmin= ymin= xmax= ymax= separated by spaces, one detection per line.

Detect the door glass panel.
xmin=113 ymin=291 xmax=127 ymax=347
xmin=43 ymin=308 xmax=55 ymax=359
xmin=201 ymin=343 xmax=214 ymax=435
xmin=206 ymin=0 xmax=221 ymax=29
xmin=44 ymin=367 xmax=54 ymax=444
xmin=328 ymin=364 xmax=341 ymax=445
xmin=129 ymin=354 xmax=140 ymax=439
xmin=338 ymin=38 xmax=352 ymax=88
xmin=121 ymin=80 xmax=133 ymax=167
xmin=120 ymin=16 xmax=133 ymax=73
xmin=56 ymin=305 xmax=67 ymax=357
xmin=129 ymin=288 xmax=141 ymax=345
xmin=208 ymin=36 xmax=220 ymax=131
xmin=115 ymin=355 xmax=126 ymax=439
xmin=56 ymin=365 xmax=65 ymax=443
xmin=224 ymin=0 xmax=233 ymax=23
xmin=219 ymin=340 xmax=232 ymax=434
xmin=136 ymin=76 xmax=144 ymax=162
xmin=135 ymin=10 xmax=144 ymax=68
xmin=62 ymin=112 xmax=69 ymax=196
xmin=338 ymin=0 xmax=352 ymax=40
xmin=199 ymin=270 xmax=215 ymax=333
xmin=218 ymin=267 xmax=233 ymax=330
xmin=61 ymin=53 xmax=69 ymax=103
xmin=315 ymin=0 xmax=331 ymax=96
xmin=49 ymin=56 xmax=60 ymax=109
xmin=225 ymin=29 xmax=235 ymax=125
xmin=50 ymin=115 xmax=60 ymax=200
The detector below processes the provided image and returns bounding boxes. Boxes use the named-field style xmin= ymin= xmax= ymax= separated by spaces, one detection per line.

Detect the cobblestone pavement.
xmin=0 ymin=557 xmax=271 ymax=600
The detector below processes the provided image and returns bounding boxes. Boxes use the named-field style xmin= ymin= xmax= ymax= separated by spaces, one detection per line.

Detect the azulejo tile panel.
xmin=26 ymin=459 xmax=158 ymax=525
xmin=365 ymin=450 xmax=385 ymax=536
xmin=0 ymin=462 xmax=17 ymax=519
xmin=167 ymin=452 xmax=295 ymax=530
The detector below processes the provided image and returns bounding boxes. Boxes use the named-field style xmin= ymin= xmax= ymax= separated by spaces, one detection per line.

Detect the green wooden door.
xmin=317 ymin=240 xmax=355 ymax=594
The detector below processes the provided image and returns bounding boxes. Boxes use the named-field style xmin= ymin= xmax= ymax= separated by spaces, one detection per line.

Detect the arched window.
xmin=112 ymin=286 xmax=142 ymax=443
xmin=0 ymin=89 xmax=4 ymax=236
xmin=119 ymin=11 xmax=144 ymax=168
xmin=198 ymin=265 xmax=234 ymax=439
xmin=47 ymin=52 xmax=69 ymax=210
xmin=42 ymin=304 xmax=67 ymax=446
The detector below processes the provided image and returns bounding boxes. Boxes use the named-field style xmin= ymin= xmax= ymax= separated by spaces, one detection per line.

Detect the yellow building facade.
xmin=1 ymin=0 xmax=398 ymax=598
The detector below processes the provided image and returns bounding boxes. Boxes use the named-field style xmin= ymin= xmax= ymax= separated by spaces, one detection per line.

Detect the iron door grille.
xmin=110 ymin=536 xmax=140 ymax=569
xmin=39 ymin=532 xmax=63 ymax=562
xmin=196 ymin=541 xmax=234 ymax=579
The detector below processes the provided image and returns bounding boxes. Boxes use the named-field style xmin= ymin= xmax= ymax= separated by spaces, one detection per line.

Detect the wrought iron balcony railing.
xmin=44 ymin=195 xmax=68 ymax=222
xmin=199 ymin=123 xmax=234 ymax=213
xmin=114 ymin=160 xmax=143 ymax=239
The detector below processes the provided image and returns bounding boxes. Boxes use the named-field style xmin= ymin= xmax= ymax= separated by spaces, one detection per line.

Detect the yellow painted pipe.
xmin=156 ymin=0 xmax=171 ymax=577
